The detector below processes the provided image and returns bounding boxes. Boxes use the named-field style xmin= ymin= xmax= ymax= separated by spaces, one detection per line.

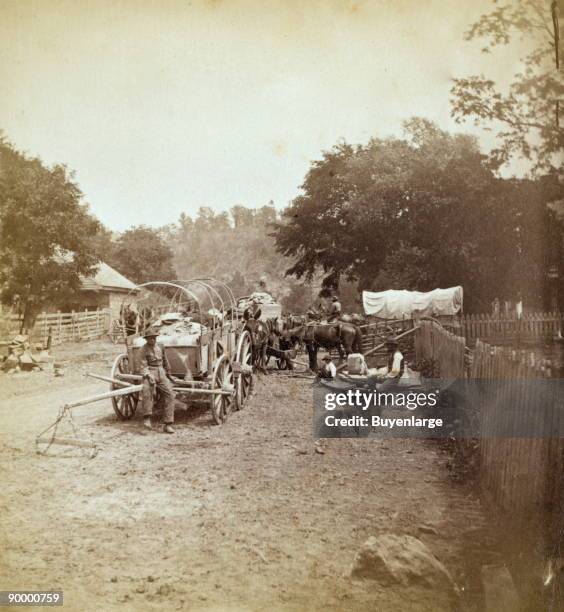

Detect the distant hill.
xmin=159 ymin=205 xmax=323 ymax=313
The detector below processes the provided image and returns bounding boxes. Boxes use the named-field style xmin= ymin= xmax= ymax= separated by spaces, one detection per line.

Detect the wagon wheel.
xmin=110 ymin=353 xmax=139 ymax=420
xmin=235 ymin=330 xmax=253 ymax=410
xmin=108 ymin=319 xmax=122 ymax=344
xmin=210 ymin=355 xmax=235 ymax=425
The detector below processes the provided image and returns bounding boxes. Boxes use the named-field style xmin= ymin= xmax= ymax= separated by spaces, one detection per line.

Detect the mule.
xmin=242 ymin=308 xmax=275 ymax=374
xmin=121 ymin=304 xmax=138 ymax=336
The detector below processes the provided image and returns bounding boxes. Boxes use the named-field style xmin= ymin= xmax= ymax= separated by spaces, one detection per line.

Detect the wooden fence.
xmin=0 ymin=309 xmax=111 ymax=347
xmin=414 ymin=320 xmax=563 ymax=556
xmin=471 ymin=341 xmax=563 ymax=540
xmin=414 ymin=319 xmax=466 ymax=379
xmin=461 ymin=311 xmax=563 ymax=345
xmin=362 ymin=319 xmax=414 ymax=351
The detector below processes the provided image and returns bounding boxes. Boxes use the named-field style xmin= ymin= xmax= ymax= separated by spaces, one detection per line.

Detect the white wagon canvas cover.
xmin=362 ymin=286 xmax=463 ymax=319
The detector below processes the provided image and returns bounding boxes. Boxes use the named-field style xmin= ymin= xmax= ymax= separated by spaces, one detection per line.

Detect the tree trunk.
xmin=20 ymin=300 xmax=38 ymax=334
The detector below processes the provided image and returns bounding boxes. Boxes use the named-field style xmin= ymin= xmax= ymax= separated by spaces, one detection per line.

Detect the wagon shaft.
xmin=173 ymin=386 xmax=234 ymax=396
xmin=65 ymin=384 xmax=144 ymax=410
xmin=87 ymin=372 xmax=135 ymax=388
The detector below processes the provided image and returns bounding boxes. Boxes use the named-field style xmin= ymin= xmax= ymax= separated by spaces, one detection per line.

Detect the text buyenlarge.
xmin=325 ymin=415 xmax=443 ymax=429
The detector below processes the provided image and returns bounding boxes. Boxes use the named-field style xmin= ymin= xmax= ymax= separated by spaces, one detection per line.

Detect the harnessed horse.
xmin=242 ymin=308 xmax=276 ymax=374
xmin=282 ymin=321 xmax=363 ymax=371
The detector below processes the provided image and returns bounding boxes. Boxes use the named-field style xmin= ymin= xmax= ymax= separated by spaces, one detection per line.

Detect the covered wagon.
xmin=106 ymin=278 xmax=254 ymax=425
xmin=362 ymin=286 xmax=463 ymax=322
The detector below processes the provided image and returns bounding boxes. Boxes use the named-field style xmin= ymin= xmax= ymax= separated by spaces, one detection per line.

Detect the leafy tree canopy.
xmin=272 ymin=118 xmax=558 ymax=311
xmin=451 ymin=0 xmax=563 ymax=174
xmin=0 ymin=137 xmax=101 ymax=325
xmin=109 ymin=226 xmax=176 ymax=284
xmin=156 ymin=203 xmax=322 ymax=312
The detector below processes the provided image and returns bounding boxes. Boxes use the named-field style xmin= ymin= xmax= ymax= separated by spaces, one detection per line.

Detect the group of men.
xmin=317 ymin=336 xmax=404 ymax=389
xmin=312 ymin=294 xmax=404 ymax=386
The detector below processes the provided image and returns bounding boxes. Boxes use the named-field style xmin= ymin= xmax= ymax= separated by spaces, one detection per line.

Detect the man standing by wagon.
xmin=139 ymin=328 xmax=175 ymax=434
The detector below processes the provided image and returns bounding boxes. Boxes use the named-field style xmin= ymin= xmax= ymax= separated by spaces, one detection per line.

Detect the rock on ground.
xmin=351 ymin=534 xmax=458 ymax=596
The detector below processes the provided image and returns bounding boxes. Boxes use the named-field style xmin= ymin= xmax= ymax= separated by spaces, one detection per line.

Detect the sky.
xmin=0 ymin=0 xmax=529 ymax=231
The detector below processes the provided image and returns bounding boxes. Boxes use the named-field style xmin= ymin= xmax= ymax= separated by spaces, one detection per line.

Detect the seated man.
xmin=139 ymin=328 xmax=175 ymax=434
xmin=377 ymin=337 xmax=404 ymax=391
xmin=318 ymin=353 xmax=337 ymax=379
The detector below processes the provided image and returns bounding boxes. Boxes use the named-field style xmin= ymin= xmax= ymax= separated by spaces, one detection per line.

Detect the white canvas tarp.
xmin=362 ymin=286 xmax=463 ymax=319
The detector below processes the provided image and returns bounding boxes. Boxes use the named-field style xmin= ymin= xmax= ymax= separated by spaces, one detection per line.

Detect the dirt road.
xmin=0 ymin=340 xmax=499 ymax=611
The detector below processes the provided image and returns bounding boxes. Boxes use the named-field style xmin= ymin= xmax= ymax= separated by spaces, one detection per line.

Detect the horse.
xmin=283 ymin=314 xmax=307 ymax=329
xmin=242 ymin=308 xmax=273 ymax=374
xmin=120 ymin=304 xmax=138 ymax=336
xmin=341 ymin=313 xmax=367 ymax=326
xmin=265 ymin=318 xmax=296 ymax=370
xmin=282 ymin=322 xmax=363 ymax=371
xmin=137 ymin=305 xmax=155 ymax=332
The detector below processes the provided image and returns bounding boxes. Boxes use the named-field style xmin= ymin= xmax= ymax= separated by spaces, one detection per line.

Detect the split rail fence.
xmin=0 ymin=309 xmax=111 ymax=347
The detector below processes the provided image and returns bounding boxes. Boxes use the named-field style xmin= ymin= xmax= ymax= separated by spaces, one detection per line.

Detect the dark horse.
xmin=242 ymin=308 xmax=278 ymax=374
xmin=282 ymin=322 xmax=362 ymax=371
xmin=265 ymin=318 xmax=296 ymax=370
xmin=120 ymin=304 xmax=138 ymax=336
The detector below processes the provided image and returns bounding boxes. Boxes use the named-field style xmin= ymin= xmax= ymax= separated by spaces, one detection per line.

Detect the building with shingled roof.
xmin=63 ymin=262 xmax=139 ymax=319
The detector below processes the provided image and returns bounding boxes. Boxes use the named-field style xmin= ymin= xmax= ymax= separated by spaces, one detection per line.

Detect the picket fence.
xmin=414 ymin=319 xmax=563 ymax=553
xmin=414 ymin=319 xmax=466 ymax=379
xmin=0 ymin=309 xmax=111 ymax=347
xmin=461 ymin=311 xmax=563 ymax=344
xmin=471 ymin=340 xmax=562 ymax=529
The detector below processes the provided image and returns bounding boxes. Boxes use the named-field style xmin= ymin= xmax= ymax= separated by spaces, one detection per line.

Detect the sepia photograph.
xmin=0 ymin=1 xmax=563 ymax=610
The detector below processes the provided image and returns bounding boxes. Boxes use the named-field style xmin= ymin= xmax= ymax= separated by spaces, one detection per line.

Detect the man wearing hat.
xmin=139 ymin=328 xmax=175 ymax=433
xmin=327 ymin=296 xmax=342 ymax=322
xmin=318 ymin=353 xmax=337 ymax=379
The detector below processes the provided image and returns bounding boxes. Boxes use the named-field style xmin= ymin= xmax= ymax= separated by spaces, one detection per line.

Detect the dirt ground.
xmin=0 ymin=339 xmax=502 ymax=612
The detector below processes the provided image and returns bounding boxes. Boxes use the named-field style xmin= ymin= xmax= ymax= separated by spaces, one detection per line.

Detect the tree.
xmin=230 ymin=205 xmax=255 ymax=228
xmin=0 ymin=137 xmax=101 ymax=328
xmin=111 ymin=226 xmax=176 ymax=284
xmin=451 ymin=0 xmax=563 ymax=174
xmin=273 ymin=118 xmax=549 ymax=311
xmin=87 ymin=224 xmax=117 ymax=262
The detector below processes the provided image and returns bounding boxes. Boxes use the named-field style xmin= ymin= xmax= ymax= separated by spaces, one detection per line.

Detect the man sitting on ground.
xmin=318 ymin=353 xmax=337 ymax=379
xmin=376 ymin=337 xmax=404 ymax=390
